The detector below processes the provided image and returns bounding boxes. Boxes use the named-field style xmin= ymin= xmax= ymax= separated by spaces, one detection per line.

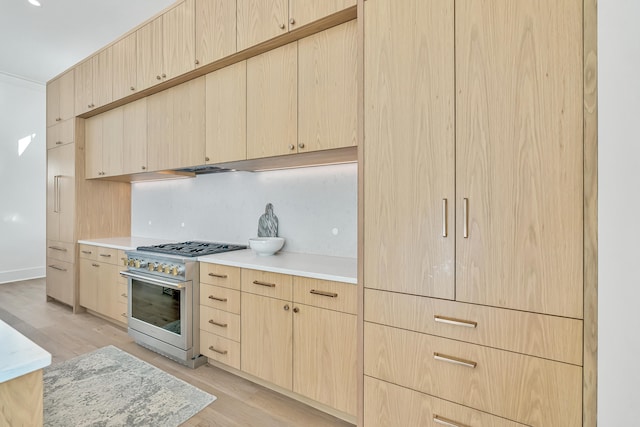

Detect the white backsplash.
xmin=131 ymin=163 xmax=357 ymax=258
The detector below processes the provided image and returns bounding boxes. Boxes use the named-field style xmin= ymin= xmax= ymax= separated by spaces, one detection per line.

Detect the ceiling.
xmin=0 ymin=0 xmax=175 ymax=84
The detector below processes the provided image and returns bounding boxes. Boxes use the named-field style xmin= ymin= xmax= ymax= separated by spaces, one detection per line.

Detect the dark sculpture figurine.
xmin=258 ymin=203 xmax=279 ymax=237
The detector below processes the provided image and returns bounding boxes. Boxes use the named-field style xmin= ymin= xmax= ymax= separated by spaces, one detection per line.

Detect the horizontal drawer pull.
xmin=81 ymin=250 xmax=92 ymax=254
xmin=310 ymin=289 xmax=338 ymax=298
xmin=121 ymin=313 xmax=127 ymax=318
xmin=433 ymin=352 xmax=477 ymax=369
xmin=208 ymin=295 xmax=228 ymax=302
xmin=208 ymin=272 xmax=228 ymax=278
xmin=208 ymin=319 xmax=228 ymax=328
xmin=252 ymin=280 xmax=276 ymax=288
xmin=48 ymin=246 xmax=68 ymax=252
xmin=92 ymin=263 xmax=100 ymax=267
xmin=99 ymin=253 xmax=112 ymax=258
xmin=48 ymin=264 xmax=67 ymax=272
xmin=209 ymin=346 xmax=228 ymax=355
xmin=433 ymin=415 xmax=468 ymax=427
xmin=121 ymin=293 xmax=127 ymax=298
xmin=434 ymin=315 xmax=477 ymax=328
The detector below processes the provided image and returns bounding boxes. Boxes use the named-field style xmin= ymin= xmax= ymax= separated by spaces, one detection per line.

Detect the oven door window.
xmin=131 ymin=279 xmax=184 ymax=336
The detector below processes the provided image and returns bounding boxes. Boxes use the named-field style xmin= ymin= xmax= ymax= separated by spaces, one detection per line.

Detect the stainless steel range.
xmin=120 ymin=241 xmax=246 ymax=368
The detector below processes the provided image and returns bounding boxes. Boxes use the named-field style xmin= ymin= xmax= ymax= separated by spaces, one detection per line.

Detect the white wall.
xmin=598 ymin=1 xmax=640 ymax=423
xmin=131 ymin=163 xmax=357 ymax=258
xmin=0 ymin=74 xmax=46 ymax=283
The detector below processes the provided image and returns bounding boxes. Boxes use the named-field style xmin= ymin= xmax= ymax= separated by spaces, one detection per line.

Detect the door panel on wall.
xmin=363 ymin=0 xmax=455 ymax=299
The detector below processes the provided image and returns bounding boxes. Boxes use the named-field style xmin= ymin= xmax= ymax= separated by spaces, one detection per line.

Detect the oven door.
xmin=120 ymin=271 xmax=192 ymax=351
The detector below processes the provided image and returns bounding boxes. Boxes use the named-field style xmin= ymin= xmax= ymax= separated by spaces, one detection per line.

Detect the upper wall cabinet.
xmin=147 ymin=77 xmax=206 ymax=171
xmin=237 ymin=0 xmax=355 ymax=51
xmin=298 ymin=20 xmax=357 ymax=153
xmin=137 ymin=0 xmax=195 ymax=91
xmin=75 ymin=49 xmax=113 ymax=115
xmin=46 ymin=69 xmax=75 ymax=128
xmin=85 ymin=108 xmax=124 ymax=179
xmin=195 ymin=0 xmax=237 ymax=67
xmin=112 ymin=33 xmax=138 ymax=101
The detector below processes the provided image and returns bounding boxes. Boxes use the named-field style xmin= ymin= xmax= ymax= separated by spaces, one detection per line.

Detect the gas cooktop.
xmin=135 ymin=241 xmax=246 ymax=257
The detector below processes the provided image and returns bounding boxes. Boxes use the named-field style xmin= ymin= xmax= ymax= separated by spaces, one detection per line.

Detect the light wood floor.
xmin=0 ymin=278 xmax=354 ymax=427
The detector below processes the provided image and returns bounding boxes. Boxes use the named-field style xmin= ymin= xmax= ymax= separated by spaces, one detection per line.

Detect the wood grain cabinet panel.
xmin=241 ymin=268 xmax=293 ymax=300
xmin=163 ymin=0 xmax=195 ymax=80
xmin=364 ymin=0 xmax=455 ymax=299
xmin=200 ymin=284 xmax=240 ymax=314
xmin=46 ymin=118 xmax=74 ymax=150
xmin=237 ymin=0 xmax=288 ymax=51
xmin=455 ymin=0 xmax=583 ymax=318
xmin=246 ymin=43 xmax=297 ymax=159
xmin=288 ymin=0 xmax=356 ymax=29
xmin=46 ymin=258 xmax=75 ymax=307
xmin=46 ymin=240 xmax=75 ymax=264
xmin=298 ymin=20 xmax=357 ymax=153
xmin=200 ymin=306 xmax=240 ymax=341
xmin=84 ymin=108 xmax=124 ymax=178
xmin=364 ymin=376 xmax=527 ymax=427
xmin=205 ymin=61 xmax=247 ymax=164
xmin=75 ymin=49 xmax=113 ymax=115
xmin=292 ymin=276 xmax=357 ymax=314
xmin=112 ymin=32 xmax=137 ymax=100
xmin=195 ymin=0 xmax=236 ymax=67
xmin=122 ymin=98 xmax=148 ymax=174
xmin=364 ymin=323 xmax=582 ymax=427
xmin=200 ymin=263 xmax=241 ymax=290
xmin=46 ymin=69 xmax=74 ymax=127
xmin=201 ymin=331 xmax=241 ymax=369
xmin=46 ymin=143 xmax=75 ymax=243
xmin=136 ymin=16 xmax=164 ymax=91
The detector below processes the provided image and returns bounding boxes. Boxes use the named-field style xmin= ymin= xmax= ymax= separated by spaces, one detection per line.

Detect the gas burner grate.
xmin=136 ymin=241 xmax=246 ymax=257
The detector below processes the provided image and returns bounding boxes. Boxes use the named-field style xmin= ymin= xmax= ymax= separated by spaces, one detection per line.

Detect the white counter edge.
xmin=0 ymin=320 xmax=52 ymax=384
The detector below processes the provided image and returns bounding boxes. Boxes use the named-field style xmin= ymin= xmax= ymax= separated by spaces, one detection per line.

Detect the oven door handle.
xmin=119 ymin=271 xmax=189 ymax=290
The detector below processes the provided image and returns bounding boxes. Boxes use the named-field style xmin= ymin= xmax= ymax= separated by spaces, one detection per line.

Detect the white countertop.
xmin=77 ymin=236 xmax=175 ymax=251
xmin=0 ymin=319 xmax=51 ymax=383
xmin=199 ymin=249 xmax=357 ymax=284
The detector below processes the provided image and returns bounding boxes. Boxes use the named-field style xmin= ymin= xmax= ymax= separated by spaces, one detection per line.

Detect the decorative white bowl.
xmin=248 ymin=237 xmax=285 ymax=256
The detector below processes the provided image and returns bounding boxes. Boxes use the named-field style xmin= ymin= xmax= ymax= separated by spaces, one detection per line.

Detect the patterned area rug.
xmin=43 ymin=345 xmax=216 ymax=427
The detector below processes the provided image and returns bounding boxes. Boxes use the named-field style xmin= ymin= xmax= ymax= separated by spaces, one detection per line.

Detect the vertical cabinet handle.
xmin=442 ymin=198 xmax=448 ymax=237
xmin=433 ymin=415 xmax=468 ymax=427
xmin=53 ymin=175 xmax=61 ymax=213
xmin=463 ymin=198 xmax=469 ymax=238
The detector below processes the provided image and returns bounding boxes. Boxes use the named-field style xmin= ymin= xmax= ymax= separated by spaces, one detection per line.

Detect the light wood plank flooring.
xmin=0 ymin=278 xmax=354 ymax=427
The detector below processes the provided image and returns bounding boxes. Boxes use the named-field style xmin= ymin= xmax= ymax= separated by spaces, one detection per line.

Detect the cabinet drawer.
xmin=364 ymin=376 xmax=527 ymax=427
xmin=364 ymin=323 xmax=581 ymax=427
xmin=46 ymin=118 xmax=75 ymax=149
xmin=117 ymin=282 xmax=128 ymax=304
xmin=200 ymin=283 xmax=240 ymax=314
xmin=200 ymin=263 xmax=241 ymax=289
xmin=200 ymin=306 xmax=240 ymax=341
xmin=365 ymin=289 xmax=583 ymax=365
xmin=241 ymin=269 xmax=293 ymax=301
xmin=201 ymin=330 xmax=240 ymax=370
xmin=116 ymin=301 xmax=128 ymax=325
xmin=94 ymin=247 xmax=118 ymax=264
xmin=47 ymin=240 xmax=75 ymax=263
xmin=46 ymin=258 xmax=75 ymax=306
xmin=293 ymin=277 xmax=356 ymax=314
xmin=78 ymin=244 xmax=97 ymax=260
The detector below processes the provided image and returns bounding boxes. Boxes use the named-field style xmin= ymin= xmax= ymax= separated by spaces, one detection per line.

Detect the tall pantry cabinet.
xmin=362 ymin=0 xmax=588 ymax=426
xmin=46 ymin=72 xmax=131 ymax=312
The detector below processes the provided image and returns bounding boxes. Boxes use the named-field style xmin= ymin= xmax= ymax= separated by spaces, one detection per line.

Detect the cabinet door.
xmin=84 ymin=115 xmax=103 ymax=179
xmin=147 ymin=89 xmax=173 ymax=171
xmin=75 ymin=59 xmax=93 ymax=115
xmin=123 ymin=98 xmax=148 ymax=174
xmin=455 ymin=0 xmax=583 ymax=318
xmin=289 ymin=0 xmax=355 ymax=29
xmin=298 ymin=21 xmax=357 ymax=153
xmin=163 ymin=0 xmax=196 ymax=80
xmin=47 ymin=143 xmax=75 ymax=242
xmin=58 ymin=70 xmax=75 ymax=123
xmin=93 ymin=48 xmax=113 ymax=109
xmin=195 ymin=0 xmax=236 ymax=66
xmin=293 ymin=304 xmax=357 ymax=416
xmin=205 ymin=61 xmax=246 ymax=164
xmin=173 ymin=77 xmax=206 ymax=168
xmin=237 ymin=0 xmax=288 ymax=51
xmin=241 ymin=292 xmax=292 ymax=389
xmin=363 ymin=0 xmax=455 ymax=299
xmin=46 ymin=258 xmax=75 ymax=307
xmin=79 ymin=258 xmax=99 ymax=311
xmin=246 ymin=43 xmax=297 ymax=159
xmin=46 ymin=78 xmax=60 ymax=127
xmin=112 ymin=33 xmax=137 ymax=100
xmin=101 ymin=107 xmax=124 ymax=177
xmin=137 ymin=17 xmax=164 ymax=91
xmin=98 ymin=263 xmax=119 ymax=319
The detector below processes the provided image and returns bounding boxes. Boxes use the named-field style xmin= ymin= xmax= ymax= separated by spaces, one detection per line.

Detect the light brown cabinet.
xmin=46 ymin=119 xmax=74 ymax=150
xmin=75 ymin=49 xmax=113 ymax=115
xmin=137 ymin=0 xmax=195 ymax=91
xmin=240 ymin=269 xmax=357 ymax=416
xmin=46 ymin=70 xmax=74 ymax=128
xmin=205 ymin=61 xmax=246 ymax=164
xmin=237 ymin=0 xmax=356 ymax=51
xmin=147 ymin=77 xmax=206 ymax=171
xmin=195 ymin=0 xmax=236 ymax=67
xmin=122 ymin=98 xmax=148 ymax=175
xmin=47 ymin=143 xmax=76 ymax=243
xmin=112 ymin=33 xmax=138 ymax=100
xmin=85 ymin=108 xmax=124 ymax=179
xmin=363 ymin=0 xmax=585 ymax=425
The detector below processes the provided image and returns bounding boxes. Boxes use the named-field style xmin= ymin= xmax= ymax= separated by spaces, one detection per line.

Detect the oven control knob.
xmin=148 ymin=263 xmax=155 ymax=271
xmin=171 ymin=266 xmax=178 ymax=276
xmin=157 ymin=264 xmax=165 ymax=272
xmin=128 ymin=259 xmax=135 ymax=267
xmin=134 ymin=260 xmax=141 ymax=268
xmin=164 ymin=265 xmax=171 ymax=274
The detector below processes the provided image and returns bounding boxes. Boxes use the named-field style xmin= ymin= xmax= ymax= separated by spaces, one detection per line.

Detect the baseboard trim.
xmin=0 ymin=267 xmax=46 ymax=284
